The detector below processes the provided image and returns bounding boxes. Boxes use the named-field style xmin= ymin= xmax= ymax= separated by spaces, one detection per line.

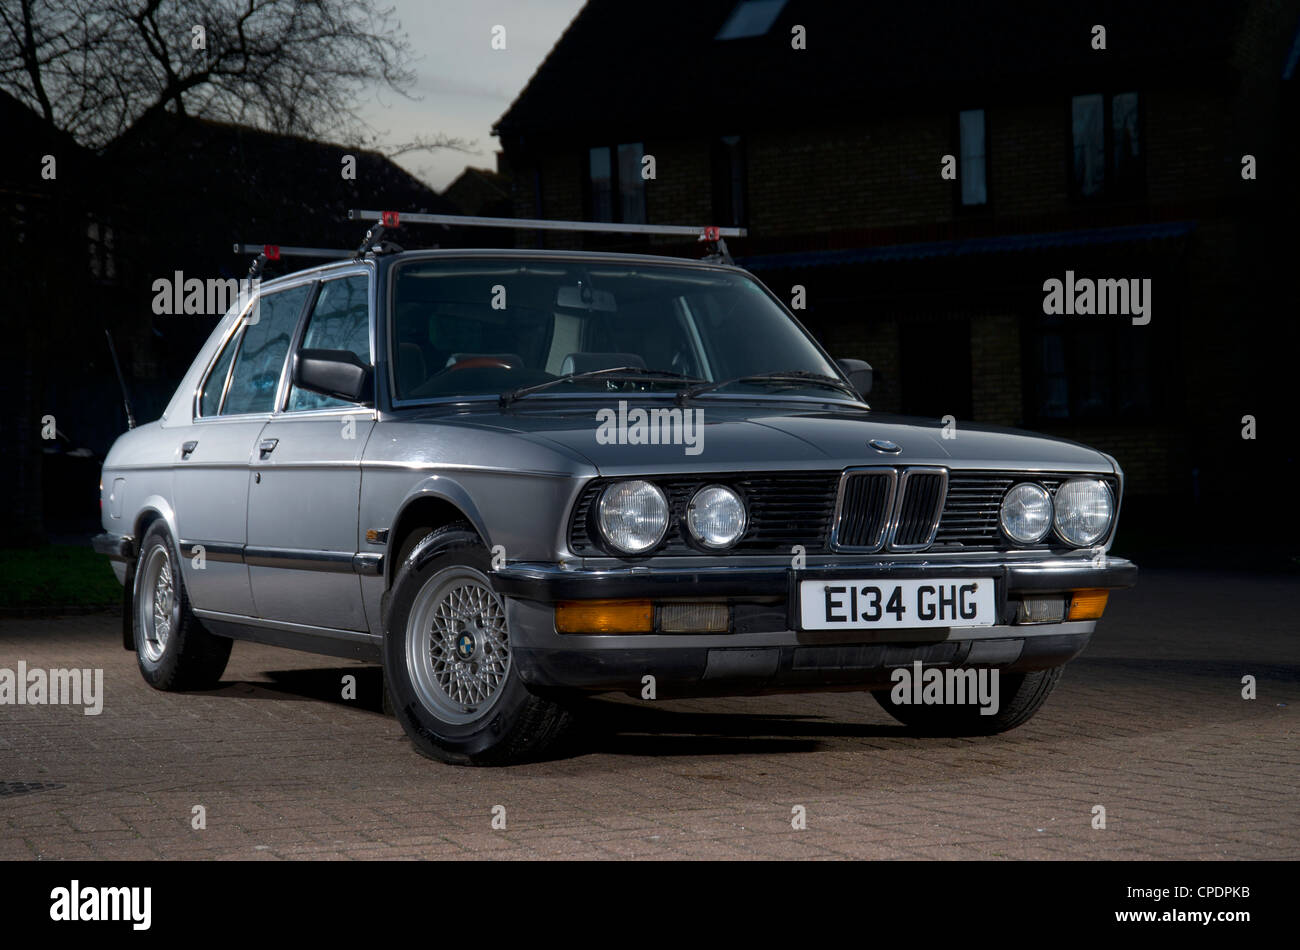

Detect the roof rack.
xmin=346 ymin=209 xmax=745 ymax=239
xmin=234 ymin=212 xmax=748 ymax=276
xmin=233 ymin=243 xmax=353 ymax=279
xmin=349 ymin=210 xmax=745 ymax=263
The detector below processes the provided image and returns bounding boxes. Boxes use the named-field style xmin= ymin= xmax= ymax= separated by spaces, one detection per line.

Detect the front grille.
xmin=832 ymin=468 xmax=947 ymax=551
xmin=568 ymin=468 xmax=1119 ymax=556
xmin=569 ymin=471 xmax=840 ymax=556
xmin=832 ymin=469 xmax=894 ymax=549
xmin=892 ymin=471 xmax=947 ymax=548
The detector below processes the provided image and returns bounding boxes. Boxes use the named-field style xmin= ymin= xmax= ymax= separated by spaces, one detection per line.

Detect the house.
xmin=93 ymin=115 xmax=464 ymax=419
xmin=0 ymin=90 xmax=106 ymax=543
xmin=444 ymin=163 xmax=513 ymax=217
xmin=493 ymin=0 xmax=1300 ymax=539
xmin=0 ymin=100 xmax=461 ymax=540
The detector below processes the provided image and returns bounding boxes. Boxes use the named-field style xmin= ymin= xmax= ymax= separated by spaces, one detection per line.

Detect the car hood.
xmin=409 ymin=399 xmax=1114 ymax=476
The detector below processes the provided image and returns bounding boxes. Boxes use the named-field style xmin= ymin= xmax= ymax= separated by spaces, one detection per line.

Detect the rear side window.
xmin=198 ymin=330 xmax=238 ymax=417
xmin=221 ymin=284 xmax=311 ymax=415
xmin=287 ymin=274 xmax=371 ymax=411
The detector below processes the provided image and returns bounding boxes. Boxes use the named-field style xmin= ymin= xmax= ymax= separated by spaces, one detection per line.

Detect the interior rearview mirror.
xmin=295 ymin=349 xmax=371 ymax=403
xmin=556 ymin=285 xmax=617 ymax=312
xmin=836 ymin=358 xmax=873 ymax=397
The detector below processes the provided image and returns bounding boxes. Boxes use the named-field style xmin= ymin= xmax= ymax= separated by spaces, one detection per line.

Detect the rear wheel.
xmin=383 ymin=524 xmax=573 ymax=765
xmin=133 ymin=522 xmax=232 ymax=690
xmin=873 ymin=666 xmax=1064 ymax=735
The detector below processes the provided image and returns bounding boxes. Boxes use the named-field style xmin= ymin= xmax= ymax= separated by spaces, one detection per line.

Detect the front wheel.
xmin=382 ymin=524 xmax=573 ymax=765
xmin=872 ymin=666 xmax=1064 ymax=735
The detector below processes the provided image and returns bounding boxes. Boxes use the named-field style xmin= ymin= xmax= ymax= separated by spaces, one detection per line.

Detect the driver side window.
xmin=286 ymin=274 xmax=372 ymax=411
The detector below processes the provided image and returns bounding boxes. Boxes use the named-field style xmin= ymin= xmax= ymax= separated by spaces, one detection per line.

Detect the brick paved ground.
xmin=0 ymin=567 xmax=1296 ymax=860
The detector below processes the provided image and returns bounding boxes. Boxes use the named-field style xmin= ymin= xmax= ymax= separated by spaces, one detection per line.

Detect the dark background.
xmin=3 ymin=0 xmax=1297 ymax=571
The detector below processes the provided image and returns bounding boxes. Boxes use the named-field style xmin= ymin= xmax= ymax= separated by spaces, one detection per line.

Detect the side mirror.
xmin=294 ymin=349 xmax=371 ymax=403
xmin=836 ymin=358 xmax=873 ymax=397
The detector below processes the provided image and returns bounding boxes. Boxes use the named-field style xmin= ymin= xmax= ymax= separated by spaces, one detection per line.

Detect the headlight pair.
xmin=999 ymin=478 xmax=1113 ymax=547
xmin=596 ymin=480 xmax=747 ymax=554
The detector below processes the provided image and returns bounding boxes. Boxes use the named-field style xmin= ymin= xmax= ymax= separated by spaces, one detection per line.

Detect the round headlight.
xmin=1053 ymin=478 xmax=1114 ymax=547
xmin=686 ymin=485 xmax=748 ymax=549
xmin=1000 ymin=482 xmax=1053 ymax=544
xmin=597 ymin=480 xmax=669 ymax=554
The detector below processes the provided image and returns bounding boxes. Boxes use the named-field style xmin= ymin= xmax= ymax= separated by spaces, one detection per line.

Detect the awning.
xmin=738 ymin=220 xmax=1197 ymax=271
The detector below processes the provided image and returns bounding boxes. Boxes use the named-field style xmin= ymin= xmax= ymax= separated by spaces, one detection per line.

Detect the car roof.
xmin=256 ymin=247 xmax=748 ymax=290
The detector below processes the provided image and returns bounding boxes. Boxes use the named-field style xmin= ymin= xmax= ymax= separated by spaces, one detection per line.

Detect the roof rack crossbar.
xmin=232 ymin=243 xmax=354 ymax=260
xmin=346 ymin=209 xmax=746 ymax=239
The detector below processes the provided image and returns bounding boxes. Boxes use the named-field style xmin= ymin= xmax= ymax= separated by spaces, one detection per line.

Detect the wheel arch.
xmin=385 ymin=482 xmax=490 ymax=590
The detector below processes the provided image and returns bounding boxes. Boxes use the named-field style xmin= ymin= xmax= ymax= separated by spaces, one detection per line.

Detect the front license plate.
xmin=798 ymin=578 xmax=997 ymax=630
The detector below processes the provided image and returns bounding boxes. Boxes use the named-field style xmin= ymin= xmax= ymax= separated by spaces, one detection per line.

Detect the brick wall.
xmin=503 ymin=71 xmax=1273 ymax=500
xmin=970 ymin=314 xmax=1022 ymax=425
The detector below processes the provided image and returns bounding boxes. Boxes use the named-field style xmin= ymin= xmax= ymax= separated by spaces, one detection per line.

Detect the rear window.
xmin=222 ymin=284 xmax=311 ymax=415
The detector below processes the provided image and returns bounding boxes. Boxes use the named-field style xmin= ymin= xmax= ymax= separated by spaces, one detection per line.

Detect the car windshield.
xmin=389 ymin=258 xmax=851 ymax=402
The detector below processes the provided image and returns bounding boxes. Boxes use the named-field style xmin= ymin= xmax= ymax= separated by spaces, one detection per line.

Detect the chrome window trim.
xmin=192 ymin=304 xmax=251 ymax=420
xmin=828 ymin=466 xmax=898 ymax=553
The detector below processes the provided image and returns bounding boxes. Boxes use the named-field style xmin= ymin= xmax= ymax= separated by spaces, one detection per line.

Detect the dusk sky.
xmin=358 ymin=0 xmax=587 ymax=190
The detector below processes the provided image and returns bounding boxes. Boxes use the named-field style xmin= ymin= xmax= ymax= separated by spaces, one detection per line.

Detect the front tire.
xmin=873 ymin=666 xmax=1064 ymax=735
xmin=383 ymin=524 xmax=573 ymax=765
xmin=133 ymin=522 xmax=232 ymax=690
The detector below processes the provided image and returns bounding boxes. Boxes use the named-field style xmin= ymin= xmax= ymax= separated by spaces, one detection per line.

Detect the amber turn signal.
xmin=555 ymin=600 xmax=654 ymax=634
xmin=1067 ymin=589 xmax=1109 ymax=620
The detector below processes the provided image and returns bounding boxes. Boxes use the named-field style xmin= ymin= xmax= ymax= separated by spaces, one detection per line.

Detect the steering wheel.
xmin=444 ymin=357 xmax=518 ymax=372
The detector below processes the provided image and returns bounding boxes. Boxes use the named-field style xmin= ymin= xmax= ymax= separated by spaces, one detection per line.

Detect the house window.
xmin=1027 ymin=317 xmax=1154 ymax=421
xmin=712 ymin=135 xmax=747 ymax=227
xmin=1071 ymin=92 xmax=1143 ymax=199
xmin=588 ymin=148 xmax=613 ymax=221
xmin=87 ymin=218 xmax=116 ymax=280
xmin=958 ymin=109 xmax=987 ymax=207
xmin=587 ymin=143 xmax=646 ymax=223
xmin=715 ymin=0 xmax=788 ymax=40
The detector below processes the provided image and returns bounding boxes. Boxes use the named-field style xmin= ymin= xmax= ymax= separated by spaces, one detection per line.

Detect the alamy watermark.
xmin=152 ymin=272 xmax=260 ymax=319
xmin=595 ymin=401 xmax=704 ymax=456
xmin=50 ymin=881 xmax=150 ymax=930
xmin=889 ymin=661 xmax=1000 ymax=716
xmin=0 ymin=663 xmax=103 ymax=715
xmin=1042 ymin=270 xmax=1150 ymax=325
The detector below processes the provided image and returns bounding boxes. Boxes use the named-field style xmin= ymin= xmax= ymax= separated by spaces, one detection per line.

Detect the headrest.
xmin=559 ymin=352 xmax=646 ymax=376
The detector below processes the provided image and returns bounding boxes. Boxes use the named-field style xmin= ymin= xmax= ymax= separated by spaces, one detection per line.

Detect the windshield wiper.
xmin=499 ymin=367 xmax=703 ymax=407
xmin=675 ymin=370 xmax=860 ymax=405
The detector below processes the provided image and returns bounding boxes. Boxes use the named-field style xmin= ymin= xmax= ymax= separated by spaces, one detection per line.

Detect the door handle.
xmin=181 ymin=441 xmax=198 ymax=459
xmin=258 ymin=438 xmax=279 ymax=459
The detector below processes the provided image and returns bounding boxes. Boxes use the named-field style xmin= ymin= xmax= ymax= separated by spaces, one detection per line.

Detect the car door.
xmin=246 ymin=269 xmax=376 ymax=631
xmin=173 ymin=281 xmax=315 ymax=616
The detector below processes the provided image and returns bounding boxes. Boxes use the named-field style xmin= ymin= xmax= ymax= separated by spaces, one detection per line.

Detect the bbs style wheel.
xmin=382 ymin=523 xmax=573 ymax=765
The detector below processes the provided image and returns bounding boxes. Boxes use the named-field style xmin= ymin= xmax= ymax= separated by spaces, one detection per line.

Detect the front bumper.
xmin=495 ymin=555 xmax=1136 ymax=696
xmin=494 ymin=556 xmax=1137 ymax=602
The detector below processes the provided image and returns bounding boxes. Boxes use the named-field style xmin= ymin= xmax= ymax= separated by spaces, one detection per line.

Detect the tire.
xmin=382 ymin=523 xmax=573 ymax=765
xmin=872 ymin=666 xmax=1064 ymax=736
xmin=133 ymin=522 xmax=232 ymax=691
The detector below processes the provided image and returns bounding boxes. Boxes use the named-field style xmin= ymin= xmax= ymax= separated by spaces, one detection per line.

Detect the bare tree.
xmin=0 ymin=0 xmax=422 ymax=148
xmin=0 ymin=1 xmax=469 ymax=547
